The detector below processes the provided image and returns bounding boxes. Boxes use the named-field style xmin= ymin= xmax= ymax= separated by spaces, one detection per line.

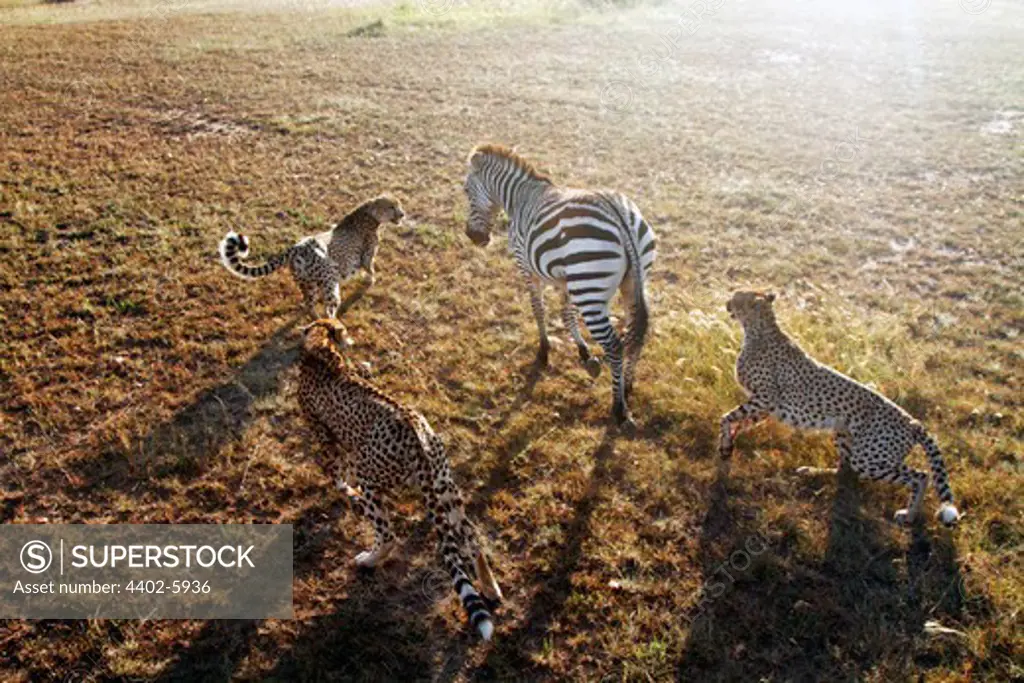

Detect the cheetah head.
xmin=726 ymin=290 xmax=777 ymax=324
xmin=302 ymin=318 xmax=354 ymax=353
xmin=365 ymin=196 xmax=405 ymax=225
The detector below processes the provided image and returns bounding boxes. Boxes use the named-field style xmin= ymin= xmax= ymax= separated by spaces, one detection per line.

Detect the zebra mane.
xmin=469 ymin=144 xmax=552 ymax=183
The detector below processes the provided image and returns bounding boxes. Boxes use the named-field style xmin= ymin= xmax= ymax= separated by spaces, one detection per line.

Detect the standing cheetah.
xmin=326 ymin=195 xmax=405 ymax=287
xmin=298 ymin=318 xmax=502 ymax=640
xmin=719 ymin=290 xmax=960 ymax=527
xmin=218 ymin=196 xmax=404 ymax=318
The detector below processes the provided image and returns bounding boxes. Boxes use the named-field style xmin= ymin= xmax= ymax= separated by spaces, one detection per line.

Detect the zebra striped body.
xmin=463 ymin=144 xmax=656 ymax=426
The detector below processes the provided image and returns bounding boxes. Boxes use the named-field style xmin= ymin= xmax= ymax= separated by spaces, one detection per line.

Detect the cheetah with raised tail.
xmin=298 ymin=318 xmax=502 ymax=640
xmin=719 ymin=290 xmax=960 ymax=527
xmin=218 ymin=196 xmax=404 ymax=318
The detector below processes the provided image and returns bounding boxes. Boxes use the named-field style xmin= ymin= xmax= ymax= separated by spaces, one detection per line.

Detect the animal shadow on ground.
xmin=675 ymin=461 xmax=969 ymax=681
xmin=471 ymin=429 xmax=622 ymax=679
xmin=15 ymin=499 xmax=329 ymax=683
xmin=458 ymin=351 xmax=549 ymax=517
xmin=149 ymin=492 xmax=453 ymax=682
xmin=68 ymin=317 xmax=303 ymax=493
xmin=153 ymin=484 xmax=486 ymax=681
xmin=337 ymin=280 xmax=372 ymax=317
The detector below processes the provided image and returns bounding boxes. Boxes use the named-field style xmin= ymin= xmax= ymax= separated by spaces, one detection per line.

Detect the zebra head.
xmin=463 ymin=169 xmax=497 ymax=247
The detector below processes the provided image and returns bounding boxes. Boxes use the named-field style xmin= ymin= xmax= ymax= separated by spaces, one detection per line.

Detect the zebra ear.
xmin=767 ymin=292 xmax=777 ymax=303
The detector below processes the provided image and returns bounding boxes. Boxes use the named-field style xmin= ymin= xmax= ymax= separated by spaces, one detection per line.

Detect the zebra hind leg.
xmin=561 ymin=292 xmax=600 ymax=378
xmin=526 ymin=275 xmax=550 ymax=366
xmin=619 ymin=274 xmax=643 ymax=398
xmin=576 ymin=301 xmax=631 ymax=427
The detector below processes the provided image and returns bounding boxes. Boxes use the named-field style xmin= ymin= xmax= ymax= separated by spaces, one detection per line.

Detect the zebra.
xmin=461 ymin=144 xmax=656 ymax=428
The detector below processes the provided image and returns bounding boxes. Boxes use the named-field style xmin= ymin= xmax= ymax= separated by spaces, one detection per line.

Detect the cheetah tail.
xmin=917 ymin=427 xmax=960 ymax=525
xmin=218 ymin=231 xmax=289 ymax=280
xmin=426 ymin=436 xmax=500 ymax=640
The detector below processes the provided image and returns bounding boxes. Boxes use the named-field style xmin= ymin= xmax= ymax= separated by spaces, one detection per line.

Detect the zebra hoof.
xmin=584 ymin=356 xmax=602 ymax=378
xmin=613 ymin=409 xmax=637 ymax=434
xmin=535 ymin=347 xmax=550 ymax=367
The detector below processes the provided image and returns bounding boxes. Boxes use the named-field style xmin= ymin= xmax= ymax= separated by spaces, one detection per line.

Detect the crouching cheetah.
xmin=218 ymin=196 xmax=404 ymax=318
xmin=719 ymin=291 xmax=960 ymax=527
xmin=298 ymin=318 xmax=502 ymax=640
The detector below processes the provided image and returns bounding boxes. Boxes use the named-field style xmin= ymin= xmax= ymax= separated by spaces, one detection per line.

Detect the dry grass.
xmin=1 ymin=0 xmax=1021 ymax=680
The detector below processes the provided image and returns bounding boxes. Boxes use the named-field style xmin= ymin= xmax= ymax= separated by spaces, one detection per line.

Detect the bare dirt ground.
xmin=1 ymin=0 xmax=1021 ymax=680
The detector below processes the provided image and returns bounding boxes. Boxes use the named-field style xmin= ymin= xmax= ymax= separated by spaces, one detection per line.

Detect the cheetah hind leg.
xmin=880 ymin=464 xmax=927 ymax=527
xmin=339 ymin=482 xmax=397 ymax=568
xmin=890 ymin=469 xmax=927 ymax=527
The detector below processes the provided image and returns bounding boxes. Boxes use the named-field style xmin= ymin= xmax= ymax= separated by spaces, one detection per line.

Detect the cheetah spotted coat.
xmin=297 ymin=318 xmax=502 ymax=640
xmin=218 ymin=196 xmax=404 ymax=318
xmin=719 ymin=291 xmax=959 ymax=527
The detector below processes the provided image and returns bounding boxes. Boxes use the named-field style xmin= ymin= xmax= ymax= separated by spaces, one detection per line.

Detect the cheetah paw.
xmin=354 ymin=542 xmax=395 ymax=568
xmin=893 ymin=509 xmax=916 ymax=526
xmin=336 ymin=480 xmax=361 ymax=498
xmin=796 ymin=466 xmax=837 ymax=476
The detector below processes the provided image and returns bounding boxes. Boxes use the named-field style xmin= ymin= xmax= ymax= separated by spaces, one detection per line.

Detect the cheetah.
xmin=325 ymin=195 xmax=404 ymax=287
xmin=218 ymin=196 xmax=404 ymax=318
xmin=719 ymin=290 xmax=960 ymax=527
xmin=298 ymin=317 xmax=502 ymax=640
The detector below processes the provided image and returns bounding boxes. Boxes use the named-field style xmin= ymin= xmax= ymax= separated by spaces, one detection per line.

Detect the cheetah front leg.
xmin=361 ymin=244 xmax=377 ymax=287
xmin=340 ymin=483 xmax=397 ymax=567
xmin=322 ymin=280 xmax=341 ymax=319
xmin=719 ymin=400 xmax=769 ymax=458
xmin=298 ymin=279 xmax=319 ymax=319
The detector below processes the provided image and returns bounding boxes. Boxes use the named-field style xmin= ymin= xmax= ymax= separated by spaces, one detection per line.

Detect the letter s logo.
xmin=20 ymin=540 xmax=53 ymax=574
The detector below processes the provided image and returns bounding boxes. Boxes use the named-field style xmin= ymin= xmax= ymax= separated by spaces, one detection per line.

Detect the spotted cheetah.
xmin=326 ymin=195 xmax=404 ymax=287
xmin=298 ymin=318 xmax=502 ymax=640
xmin=218 ymin=196 xmax=404 ymax=318
xmin=719 ymin=291 xmax=960 ymax=527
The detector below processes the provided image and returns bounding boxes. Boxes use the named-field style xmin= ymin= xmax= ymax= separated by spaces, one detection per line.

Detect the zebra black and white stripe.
xmin=462 ymin=144 xmax=656 ymax=426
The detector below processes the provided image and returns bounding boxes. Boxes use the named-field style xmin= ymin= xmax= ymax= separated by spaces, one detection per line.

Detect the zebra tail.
xmin=425 ymin=433 xmax=496 ymax=640
xmin=620 ymin=214 xmax=650 ymax=358
xmin=218 ymin=231 xmax=288 ymax=280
